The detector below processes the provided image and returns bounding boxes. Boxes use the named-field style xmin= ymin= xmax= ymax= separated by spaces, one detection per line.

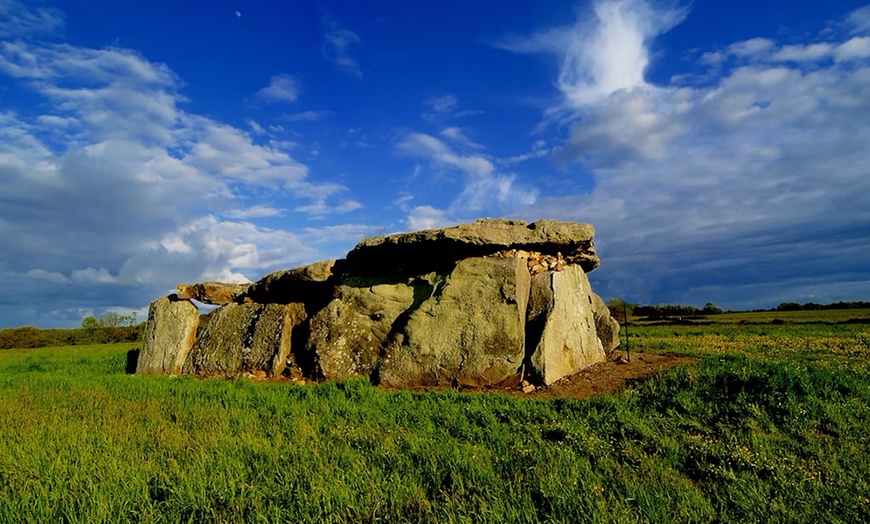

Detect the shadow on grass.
xmin=125 ymin=348 xmax=140 ymax=374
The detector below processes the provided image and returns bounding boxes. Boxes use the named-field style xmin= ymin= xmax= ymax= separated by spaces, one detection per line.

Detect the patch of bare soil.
xmin=489 ymin=352 xmax=697 ymax=401
xmin=267 ymin=352 xmax=696 ymax=401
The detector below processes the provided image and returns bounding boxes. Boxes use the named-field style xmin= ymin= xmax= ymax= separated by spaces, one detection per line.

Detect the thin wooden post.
xmin=623 ymin=303 xmax=630 ymax=363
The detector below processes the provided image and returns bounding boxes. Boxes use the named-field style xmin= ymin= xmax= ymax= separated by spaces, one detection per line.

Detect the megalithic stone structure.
xmin=136 ymin=218 xmax=620 ymax=386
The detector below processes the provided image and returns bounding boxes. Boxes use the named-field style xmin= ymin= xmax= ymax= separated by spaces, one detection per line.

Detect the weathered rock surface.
xmin=592 ymin=293 xmax=620 ymax=357
xmin=136 ymin=295 xmax=199 ymax=375
xmin=136 ymin=218 xmax=620 ymax=388
xmin=183 ymin=302 xmax=305 ymax=377
xmin=176 ymin=282 xmax=250 ymax=305
xmin=308 ymin=277 xmax=416 ymax=380
xmin=245 ymin=259 xmax=341 ymax=304
xmin=379 ymin=257 xmax=530 ymax=387
xmin=526 ymin=266 xmax=606 ymax=385
xmin=346 ymin=218 xmax=599 ymax=275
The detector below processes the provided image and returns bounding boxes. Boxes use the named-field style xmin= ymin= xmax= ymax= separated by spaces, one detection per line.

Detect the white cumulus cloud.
xmin=0 ymin=28 xmax=357 ymax=326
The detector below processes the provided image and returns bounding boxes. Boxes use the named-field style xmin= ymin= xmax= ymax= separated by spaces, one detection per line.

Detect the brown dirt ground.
xmin=477 ymin=352 xmax=697 ymax=400
xmin=267 ymin=352 xmax=696 ymax=401
xmin=367 ymin=352 xmax=697 ymax=401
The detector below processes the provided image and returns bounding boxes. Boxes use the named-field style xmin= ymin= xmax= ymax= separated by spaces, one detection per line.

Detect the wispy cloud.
xmin=302 ymin=223 xmax=376 ymax=245
xmin=847 ymin=5 xmax=870 ymax=34
xmin=334 ymin=200 xmax=362 ymax=213
xmin=223 ymin=205 xmax=285 ymax=219
xmin=497 ymin=0 xmax=687 ymax=107
xmin=25 ymin=268 xmax=69 ymax=285
xmin=0 ymin=40 xmax=176 ymax=85
xmin=701 ymin=32 xmax=870 ymax=67
xmin=0 ymin=0 xmax=64 ymax=38
xmin=396 ymin=131 xmax=537 ymax=230
xmin=281 ymin=110 xmax=333 ymax=122
xmin=498 ymin=140 xmax=549 ymax=166
xmin=398 ymin=132 xmax=494 ymax=178
xmin=728 ymin=37 xmax=775 ymax=59
xmin=452 ymin=174 xmax=537 ymax=213
xmin=246 ymin=119 xmax=266 ymax=135
xmin=254 ymin=74 xmax=299 ymax=104
xmin=772 ymin=37 xmax=870 ymax=62
xmin=406 ymin=205 xmax=452 ymax=231
xmin=439 ymin=127 xmax=484 ymax=149
xmin=322 ymin=28 xmax=362 ymax=78
xmin=426 ymin=94 xmax=458 ymax=113
xmin=422 ymin=94 xmax=482 ymax=121
xmin=294 ymin=193 xmax=363 ymax=218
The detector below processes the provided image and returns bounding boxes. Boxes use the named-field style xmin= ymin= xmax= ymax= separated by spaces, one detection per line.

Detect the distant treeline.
xmin=0 ymin=325 xmax=142 ymax=350
xmin=632 ymin=303 xmax=724 ymax=318
xmin=0 ymin=312 xmax=143 ymax=349
xmin=606 ymin=299 xmax=724 ymax=320
xmin=770 ymin=301 xmax=870 ymax=311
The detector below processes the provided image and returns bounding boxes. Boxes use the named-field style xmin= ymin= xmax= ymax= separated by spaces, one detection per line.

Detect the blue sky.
xmin=1 ymin=0 xmax=870 ymax=328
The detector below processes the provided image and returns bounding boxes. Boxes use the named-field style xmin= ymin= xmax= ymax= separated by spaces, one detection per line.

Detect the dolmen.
xmin=135 ymin=218 xmax=620 ymax=387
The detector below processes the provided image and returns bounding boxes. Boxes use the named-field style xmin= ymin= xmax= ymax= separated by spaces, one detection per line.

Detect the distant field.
xmin=626 ymin=322 xmax=870 ymax=373
xmin=1 ymin=311 xmax=869 ymax=522
xmin=630 ymin=308 xmax=870 ymax=324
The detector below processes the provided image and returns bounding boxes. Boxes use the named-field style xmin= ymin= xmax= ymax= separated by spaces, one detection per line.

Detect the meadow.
xmin=1 ymin=311 xmax=869 ymax=522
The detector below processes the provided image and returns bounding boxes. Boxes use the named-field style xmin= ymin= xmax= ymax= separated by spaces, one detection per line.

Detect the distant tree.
xmin=777 ymin=302 xmax=803 ymax=312
xmin=80 ymin=315 xmax=100 ymax=338
xmin=702 ymin=302 xmax=724 ymax=315
xmin=607 ymin=298 xmax=634 ymax=322
xmin=80 ymin=312 xmax=140 ymax=343
xmin=0 ymin=326 xmax=44 ymax=349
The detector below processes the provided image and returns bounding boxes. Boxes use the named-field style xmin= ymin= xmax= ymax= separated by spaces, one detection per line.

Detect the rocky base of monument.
xmin=135 ymin=219 xmax=620 ymax=387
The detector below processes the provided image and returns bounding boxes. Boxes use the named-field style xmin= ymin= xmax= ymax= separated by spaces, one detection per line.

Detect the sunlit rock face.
xmin=136 ymin=295 xmax=199 ymax=375
xmin=136 ymin=218 xmax=619 ymax=387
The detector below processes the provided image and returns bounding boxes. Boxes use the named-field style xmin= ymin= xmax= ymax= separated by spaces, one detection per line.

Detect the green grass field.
xmin=1 ymin=312 xmax=869 ymax=522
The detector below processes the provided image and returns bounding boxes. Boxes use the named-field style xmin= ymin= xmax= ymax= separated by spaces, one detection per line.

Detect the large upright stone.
xmin=526 ymin=265 xmax=605 ymax=385
xmin=379 ymin=257 xmax=530 ymax=387
xmin=136 ymin=295 xmax=200 ymax=375
xmin=307 ymin=278 xmax=416 ymax=380
xmin=183 ymin=302 xmax=304 ymax=376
